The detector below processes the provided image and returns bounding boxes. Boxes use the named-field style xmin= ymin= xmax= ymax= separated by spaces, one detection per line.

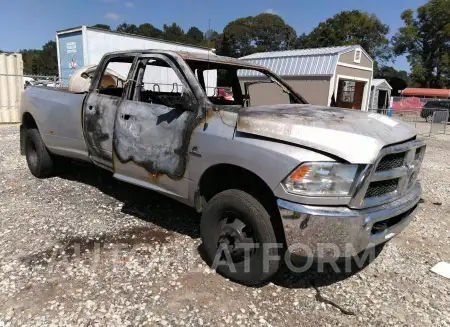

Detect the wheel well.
xmin=20 ymin=113 xmax=38 ymax=155
xmin=199 ymin=164 xmax=286 ymax=245
xmin=22 ymin=112 xmax=38 ymax=130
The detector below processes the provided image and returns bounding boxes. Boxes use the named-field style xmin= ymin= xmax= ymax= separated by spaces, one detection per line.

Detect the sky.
xmin=0 ymin=0 xmax=426 ymax=71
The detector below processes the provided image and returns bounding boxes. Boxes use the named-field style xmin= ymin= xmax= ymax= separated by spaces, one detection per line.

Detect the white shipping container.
xmin=0 ymin=53 xmax=23 ymax=123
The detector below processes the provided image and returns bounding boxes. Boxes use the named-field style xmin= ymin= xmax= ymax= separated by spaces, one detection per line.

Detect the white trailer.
xmin=56 ymin=26 xmax=217 ymax=93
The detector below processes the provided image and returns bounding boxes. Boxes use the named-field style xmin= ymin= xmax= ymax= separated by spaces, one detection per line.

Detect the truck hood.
xmin=236 ymin=104 xmax=417 ymax=164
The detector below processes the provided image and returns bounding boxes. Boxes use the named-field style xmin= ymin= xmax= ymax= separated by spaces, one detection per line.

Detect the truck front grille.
xmin=365 ymin=179 xmax=399 ymax=199
xmin=350 ymin=140 xmax=426 ymax=208
xmin=376 ymin=152 xmax=405 ymax=171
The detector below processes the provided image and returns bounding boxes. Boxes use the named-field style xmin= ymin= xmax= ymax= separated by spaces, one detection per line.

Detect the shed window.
xmin=354 ymin=49 xmax=362 ymax=64
xmin=340 ymin=81 xmax=355 ymax=103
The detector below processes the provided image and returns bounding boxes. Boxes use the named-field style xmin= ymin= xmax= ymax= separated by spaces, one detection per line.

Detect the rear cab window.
xmin=95 ymin=57 xmax=134 ymax=97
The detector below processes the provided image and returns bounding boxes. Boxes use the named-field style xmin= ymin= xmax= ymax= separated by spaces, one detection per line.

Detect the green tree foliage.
xmin=205 ymin=29 xmax=219 ymax=42
xmin=375 ymin=65 xmax=409 ymax=82
xmin=375 ymin=65 xmax=414 ymax=94
xmin=116 ymin=23 xmax=139 ymax=34
xmin=137 ymin=23 xmax=163 ymax=39
xmin=217 ymin=13 xmax=296 ymax=57
xmin=186 ymin=26 xmax=204 ymax=44
xmin=392 ymin=0 xmax=450 ymax=87
xmin=91 ymin=24 xmax=111 ymax=31
xmin=296 ymin=10 xmax=391 ymax=63
xmin=22 ymin=41 xmax=58 ymax=75
xmin=163 ymin=23 xmax=185 ymax=42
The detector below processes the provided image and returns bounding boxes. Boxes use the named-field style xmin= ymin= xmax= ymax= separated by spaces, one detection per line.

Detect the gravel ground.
xmin=0 ymin=124 xmax=449 ymax=326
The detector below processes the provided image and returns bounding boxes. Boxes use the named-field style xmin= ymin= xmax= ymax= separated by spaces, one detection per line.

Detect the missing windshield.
xmin=186 ymin=60 xmax=306 ymax=108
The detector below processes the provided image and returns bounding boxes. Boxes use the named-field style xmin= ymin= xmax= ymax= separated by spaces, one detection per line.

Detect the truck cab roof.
xmin=101 ymin=49 xmax=266 ymax=70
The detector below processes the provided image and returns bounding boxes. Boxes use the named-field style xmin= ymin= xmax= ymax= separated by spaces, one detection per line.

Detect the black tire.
xmin=25 ymin=129 xmax=54 ymax=178
xmin=200 ymin=189 xmax=281 ymax=285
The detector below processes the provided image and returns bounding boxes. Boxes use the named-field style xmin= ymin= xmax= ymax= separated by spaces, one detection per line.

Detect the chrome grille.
xmin=376 ymin=153 xmax=405 ymax=171
xmin=365 ymin=179 xmax=399 ymax=199
xmin=350 ymin=139 xmax=426 ymax=209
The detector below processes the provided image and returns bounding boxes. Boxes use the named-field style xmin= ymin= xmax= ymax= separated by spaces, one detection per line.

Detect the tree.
xmin=21 ymin=41 xmax=57 ymax=75
xmin=205 ymin=29 xmax=219 ymax=42
xmin=137 ymin=23 xmax=163 ymax=39
xmin=163 ymin=23 xmax=185 ymax=42
xmin=252 ymin=13 xmax=296 ymax=52
xmin=392 ymin=0 xmax=450 ymax=88
xmin=116 ymin=23 xmax=139 ymax=34
xmin=186 ymin=26 xmax=204 ymax=44
xmin=21 ymin=49 xmax=42 ymax=75
xmin=91 ymin=24 xmax=111 ymax=31
xmin=217 ymin=13 xmax=296 ymax=57
xmin=375 ymin=65 xmax=409 ymax=82
xmin=296 ymin=10 xmax=391 ymax=63
xmin=375 ymin=65 xmax=414 ymax=94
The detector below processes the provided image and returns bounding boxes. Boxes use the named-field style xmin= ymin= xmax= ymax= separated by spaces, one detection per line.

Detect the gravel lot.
xmin=0 ymin=124 xmax=449 ymax=326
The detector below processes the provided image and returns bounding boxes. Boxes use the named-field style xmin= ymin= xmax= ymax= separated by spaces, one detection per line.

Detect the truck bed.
xmin=21 ymin=87 xmax=90 ymax=161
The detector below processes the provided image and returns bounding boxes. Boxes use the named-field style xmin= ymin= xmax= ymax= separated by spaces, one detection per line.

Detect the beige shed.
xmin=240 ymin=45 xmax=374 ymax=111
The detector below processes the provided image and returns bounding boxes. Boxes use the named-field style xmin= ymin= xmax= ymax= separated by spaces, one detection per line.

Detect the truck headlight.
xmin=283 ymin=163 xmax=360 ymax=196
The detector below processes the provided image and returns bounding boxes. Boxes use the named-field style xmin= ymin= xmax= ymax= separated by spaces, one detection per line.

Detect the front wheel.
xmin=200 ymin=189 xmax=281 ymax=285
xmin=25 ymin=129 xmax=54 ymax=178
xmin=426 ymin=115 xmax=433 ymax=123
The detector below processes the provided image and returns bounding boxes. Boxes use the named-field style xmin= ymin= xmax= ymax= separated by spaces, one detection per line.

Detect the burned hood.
xmin=236 ymin=104 xmax=417 ymax=164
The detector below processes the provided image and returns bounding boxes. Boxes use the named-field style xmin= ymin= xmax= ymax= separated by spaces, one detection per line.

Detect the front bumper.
xmin=277 ymin=183 xmax=421 ymax=259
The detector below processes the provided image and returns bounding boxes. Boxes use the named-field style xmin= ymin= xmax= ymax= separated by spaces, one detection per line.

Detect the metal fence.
xmin=368 ymin=108 xmax=448 ymax=137
xmin=0 ymin=74 xmax=69 ymax=123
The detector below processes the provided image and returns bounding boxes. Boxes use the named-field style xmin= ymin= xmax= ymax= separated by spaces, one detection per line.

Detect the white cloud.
xmin=104 ymin=12 xmax=121 ymax=20
xmin=264 ymin=8 xmax=277 ymax=14
xmin=125 ymin=2 xmax=134 ymax=7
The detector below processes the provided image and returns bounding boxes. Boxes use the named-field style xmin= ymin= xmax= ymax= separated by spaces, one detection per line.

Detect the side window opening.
xmin=201 ymin=68 xmax=236 ymax=105
xmin=132 ymin=57 xmax=193 ymax=110
xmin=98 ymin=57 xmax=133 ymax=97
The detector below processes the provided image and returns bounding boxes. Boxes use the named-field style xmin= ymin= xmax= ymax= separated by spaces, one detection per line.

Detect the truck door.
xmin=82 ymin=54 xmax=134 ymax=169
xmin=112 ymin=54 xmax=200 ymax=199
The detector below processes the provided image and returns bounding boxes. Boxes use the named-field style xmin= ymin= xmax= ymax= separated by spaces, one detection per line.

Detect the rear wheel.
xmin=200 ymin=189 xmax=281 ymax=285
xmin=25 ymin=129 xmax=54 ymax=178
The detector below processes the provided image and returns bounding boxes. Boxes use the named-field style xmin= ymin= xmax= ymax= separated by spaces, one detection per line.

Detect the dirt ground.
xmin=0 ymin=124 xmax=449 ymax=326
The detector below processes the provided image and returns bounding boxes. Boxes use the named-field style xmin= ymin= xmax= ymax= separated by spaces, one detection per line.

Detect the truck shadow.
xmin=57 ymin=162 xmax=201 ymax=239
xmin=56 ymin=162 xmax=385 ymax=289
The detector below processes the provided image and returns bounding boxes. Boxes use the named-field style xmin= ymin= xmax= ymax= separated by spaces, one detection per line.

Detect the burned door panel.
xmin=83 ymin=93 xmax=120 ymax=164
xmin=82 ymin=55 xmax=134 ymax=167
xmin=113 ymin=99 xmax=198 ymax=179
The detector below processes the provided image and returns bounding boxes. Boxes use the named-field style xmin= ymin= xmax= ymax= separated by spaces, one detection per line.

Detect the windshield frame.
xmin=185 ymin=58 xmax=309 ymax=108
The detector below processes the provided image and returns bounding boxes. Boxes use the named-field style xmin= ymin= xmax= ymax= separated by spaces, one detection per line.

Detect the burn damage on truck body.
xmin=113 ymin=100 xmax=199 ymax=179
xmin=82 ymin=50 xmax=310 ymax=179
xmin=110 ymin=51 xmax=211 ymax=179
xmin=83 ymin=94 xmax=120 ymax=163
xmin=236 ymin=104 xmax=418 ymax=164
xmin=82 ymin=52 xmax=138 ymax=166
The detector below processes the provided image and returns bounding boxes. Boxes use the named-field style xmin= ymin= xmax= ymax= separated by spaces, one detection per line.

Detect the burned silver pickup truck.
xmin=20 ymin=50 xmax=425 ymax=284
